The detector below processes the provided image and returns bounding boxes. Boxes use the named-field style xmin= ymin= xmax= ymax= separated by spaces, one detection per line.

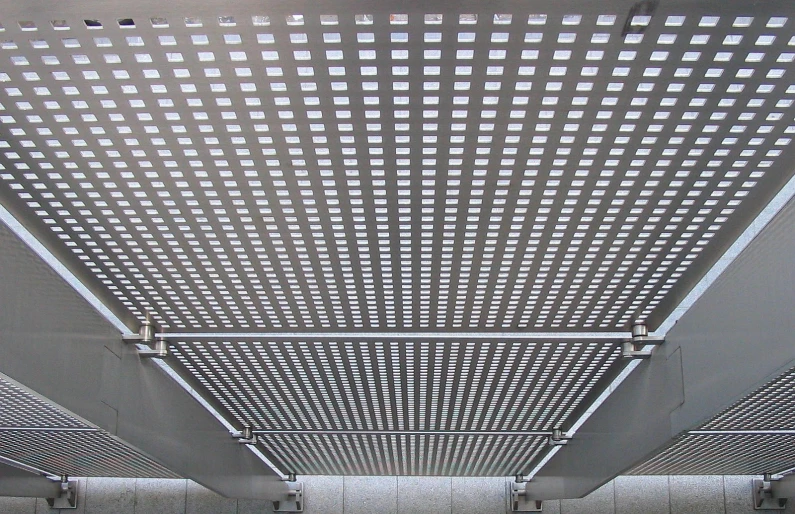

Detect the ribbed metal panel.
xmin=259 ymin=433 xmax=548 ymax=476
xmin=630 ymin=433 xmax=795 ymax=475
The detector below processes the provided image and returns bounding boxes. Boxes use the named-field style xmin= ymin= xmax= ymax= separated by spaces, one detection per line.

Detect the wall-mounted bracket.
xmin=753 ymin=474 xmax=795 ymax=510
xmin=231 ymin=425 xmax=258 ymax=445
xmin=508 ymin=481 xmax=543 ymax=512
xmin=46 ymin=476 xmax=78 ymax=509
xmin=621 ymin=322 xmax=665 ymax=359
xmin=272 ymin=481 xmax=303 ymax=512
xmin=548 ymin=428 xmax=571 ymax=446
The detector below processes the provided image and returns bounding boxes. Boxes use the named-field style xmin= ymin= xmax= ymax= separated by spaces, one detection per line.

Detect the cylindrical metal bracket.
xmin=631 ymin=322 xmax=649 ymax=340
xmin=140 ymin=319 xmax=155 ymax=344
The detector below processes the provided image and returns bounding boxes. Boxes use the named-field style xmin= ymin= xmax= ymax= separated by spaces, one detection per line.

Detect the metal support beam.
xmin=526 ymin=195 xmax=795 ymax=500
xmin=0 ymin=461 xmax=77 ymax=508
xmin=0 ymin=222 xmax=291 ymax=500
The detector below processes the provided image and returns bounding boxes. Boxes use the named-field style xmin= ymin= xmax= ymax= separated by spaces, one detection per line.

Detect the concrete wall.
xmin=0 ymin=475 xmax=791 ymax=514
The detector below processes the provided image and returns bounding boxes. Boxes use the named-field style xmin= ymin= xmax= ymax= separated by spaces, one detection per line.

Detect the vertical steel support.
xmin=0 ymin=222 xmax=290 ymax=500
xmin=527 ymin=196 xmax=795 ymax=499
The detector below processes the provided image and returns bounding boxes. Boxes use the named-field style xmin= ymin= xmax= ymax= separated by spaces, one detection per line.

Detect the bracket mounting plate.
xmin=272 ymin=481 xmax=303 ymax=512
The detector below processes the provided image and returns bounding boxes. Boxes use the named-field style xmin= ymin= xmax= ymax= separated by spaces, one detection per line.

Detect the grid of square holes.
xmin=0 ymin=376 xmax=84 ymax=428
xmin=630 ymin=433 xmax=795 ymax=475
xmin=702 ymin=366 xmax=795 ymax=430
xmin=173 ymin=340 xmax=620 ymax=432
xmin=258 ymin=433 xmax=548 ymax=476
xmin=1 ymin=11 xmax=795 ymax=331
xmin=0 ymin=429 xmax=181 ymax=477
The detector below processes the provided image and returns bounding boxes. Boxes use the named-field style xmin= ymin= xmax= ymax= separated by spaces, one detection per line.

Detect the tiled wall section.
xmin=0 ymin=475 xmax=792 ymax=514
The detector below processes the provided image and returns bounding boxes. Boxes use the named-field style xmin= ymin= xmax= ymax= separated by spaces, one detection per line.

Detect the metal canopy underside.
xmin=0 ymin=0 xmax=795 ymax=480
xmin=0 ymin=1 xmax=794 ymax=333
xmin=0 ymin=376 xmax=179 ymax=478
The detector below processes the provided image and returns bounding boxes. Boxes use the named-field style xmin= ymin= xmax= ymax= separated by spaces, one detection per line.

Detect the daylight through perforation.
xmin=172 ymin=340 xmax=620 ymax=432
xmin=258 ymin=432 xmax=549 ymax=475
xmin=0 ymin=11 xmax=793 ymax=330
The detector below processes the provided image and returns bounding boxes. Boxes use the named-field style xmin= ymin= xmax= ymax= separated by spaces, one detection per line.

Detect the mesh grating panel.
xmin=173 ymin=340 xmax=620 ymax=432
xmin=630 ymin=433 xmax=795 ymax=475
xmin=702 ymin=366 xmax=795 ymax=430
xmin=0 ymin=6 xmax=793 ymax=331
xmin=259 ymin=433 xmax=548 ymax=476
xmin=0 ymin=429 xmax=180 ymax=477
xmin=0 ymin=376 xmax=84 ymax=428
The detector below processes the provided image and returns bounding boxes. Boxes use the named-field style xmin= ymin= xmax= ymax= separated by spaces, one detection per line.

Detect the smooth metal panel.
xmin=259 ymin=433 xmax=548 ymax=476
xmin=0 ymin=461 xmax=62 ymax=499
xmin=0 ymin=1 xmax=793 ymax=333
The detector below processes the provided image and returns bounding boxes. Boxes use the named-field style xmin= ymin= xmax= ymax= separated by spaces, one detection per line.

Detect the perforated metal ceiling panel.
xmin=0 ymin=2 xmax=794 ymax=332
xmin=259 ymin=433 xmax=548 ymax=476
xmin=702 ymin=367 xmax=795 ymax=430
xmin=172 ymin=338 xmax=618 ymax=475
xmin=630 ymin=433 xmax=795 ymax=475
xmin=2 ymin=0 xmax=795 ymax=481
xmin=174 ymin=339 xmax=619 ymax=432
xmin=0 ymin=376 xmax=179 ymax=478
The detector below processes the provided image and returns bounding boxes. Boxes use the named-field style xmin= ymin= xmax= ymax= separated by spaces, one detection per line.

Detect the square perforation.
xmin=258 ymin=433 xmax=548 ymax=476
xmin=0 ymin=9 xmax=794 ymax=331
xmin=172 ymin=339 xmax=620 ymax=433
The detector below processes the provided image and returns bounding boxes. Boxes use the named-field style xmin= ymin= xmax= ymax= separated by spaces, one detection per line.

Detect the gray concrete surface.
xmin=0 ymin=475 xmax=792 ymax=513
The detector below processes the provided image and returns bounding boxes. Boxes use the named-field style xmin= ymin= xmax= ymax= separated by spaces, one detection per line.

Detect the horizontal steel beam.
xmin=163 ymin=331 xmax=631 ymax=342
xmin=0 ymin=221 xmax=289 ymax=500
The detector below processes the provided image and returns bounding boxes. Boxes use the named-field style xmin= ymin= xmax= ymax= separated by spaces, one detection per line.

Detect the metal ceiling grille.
xmin=0 ymin=429 xmax=181 ymax=478
xmin=0 ymin=376 xmax=179 ymax=478
xmin=702 ymin=367 xmax=795 ymax=430
xmin=2 ymin=0 xmax=795 ymax=481
xmin=0 ymin=376 xmax=83 ymax=428
xmin=629 ymin=433 xmax=795 ymax=475
xmin=173 ymin=340 xmax=619 ymax=431
xmin=259 ymin=433 xmax=548 ymax=476
xmin=0 ymin=5 xmax=793 ymax=332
